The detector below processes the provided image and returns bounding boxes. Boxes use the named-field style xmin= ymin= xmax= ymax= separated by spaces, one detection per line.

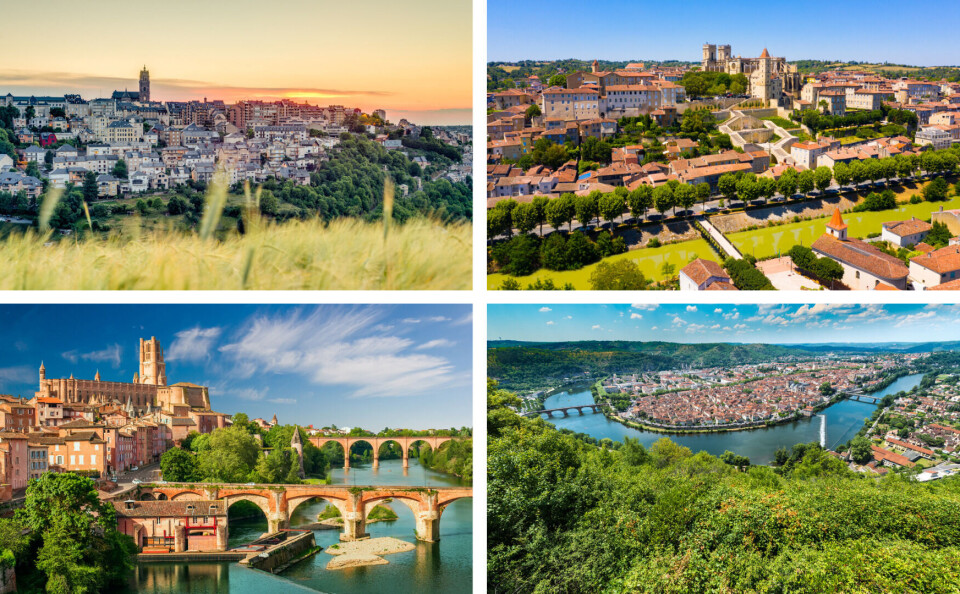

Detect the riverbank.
xmin=324 ymin=537 xmax=416 ymax=570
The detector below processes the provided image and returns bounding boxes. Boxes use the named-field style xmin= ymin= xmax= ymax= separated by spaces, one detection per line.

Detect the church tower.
xmin=139 ymin=66 xmax=150 ymax=102
xmin=826 ymin=208 xmax=848 ymax=241
xmin=291 ymin=426 xmax=305 ymax=479
xmin=39 ymin=361 xmax=45 ymax=383
xmin=138 ymin=337 xmax=167 ymax=386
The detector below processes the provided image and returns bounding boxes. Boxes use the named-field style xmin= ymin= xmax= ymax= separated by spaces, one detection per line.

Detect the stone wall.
xmin=241 ymin=531 xmax=317 ymax=574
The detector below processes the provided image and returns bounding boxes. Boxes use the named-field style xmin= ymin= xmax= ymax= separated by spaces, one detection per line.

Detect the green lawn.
xmin=729 ymin=194 xmax=960 ymax=259
xmin=488 ymin=238 xmax=718 ymax=289
xmin=761 ymin=116 xmax=798 ymax=130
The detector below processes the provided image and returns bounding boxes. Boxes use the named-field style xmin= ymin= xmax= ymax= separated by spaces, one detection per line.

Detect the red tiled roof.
xmin=680 ymin=258 xmax=729 ymax=286
xmin=812 ymin=234 xmax=908 ymax=281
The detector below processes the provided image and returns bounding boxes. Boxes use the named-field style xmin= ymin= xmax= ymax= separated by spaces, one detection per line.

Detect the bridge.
xmin=521 ymin=403 xmax=606 ymax=417
xmin=307 ymin=435 xmax=457 ymax=469
xmin=121 ymin=483 xmax=472 ymax=544
xmin=847 ymin=394 xmax=881 ymax=404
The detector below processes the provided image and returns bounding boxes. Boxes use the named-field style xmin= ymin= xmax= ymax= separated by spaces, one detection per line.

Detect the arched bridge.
xmin=123 ymin=483 xmax=472 ymax=545
xmin=308 ymin=435 xmax=459 ymax=469
xmin=522 ymin=404 xmax=606 ymax=417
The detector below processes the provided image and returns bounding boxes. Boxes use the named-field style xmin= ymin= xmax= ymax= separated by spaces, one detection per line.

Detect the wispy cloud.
xmin=219 ymin=306 xmax=464 ymax=398
xmin=61 ymin=344 xmax=123 ymax=368
xmin=416 ymin=339 xmax=455 ymax=350
xmin=0 ymin=365 xmax=34 ymax=390
xmin=167 ymin=326 xmax=222 ymax=361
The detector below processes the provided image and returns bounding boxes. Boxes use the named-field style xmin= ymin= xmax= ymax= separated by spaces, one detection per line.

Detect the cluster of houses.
xmin=0 ymin=393 xmax=229 ymax=500
xmin=2 ymin=76 xmax=457 ymax=202
xmin=608 ymin=362 xmax=868 ymax=428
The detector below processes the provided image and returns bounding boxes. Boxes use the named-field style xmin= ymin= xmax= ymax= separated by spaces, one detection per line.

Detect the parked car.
xmin=130 ymin=466 xmax=139 ymax=471
xmin=132 ymin=479 xmax=142 ymax=485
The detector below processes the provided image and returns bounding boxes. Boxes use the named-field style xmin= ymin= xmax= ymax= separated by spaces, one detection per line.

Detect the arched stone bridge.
xmin=522 ymin=404 xmax=606 ymax=417
xmin=308 ymin=435 xmax=459 ymax=469
xmin=126 ymin=483 xmax=472 ymax=543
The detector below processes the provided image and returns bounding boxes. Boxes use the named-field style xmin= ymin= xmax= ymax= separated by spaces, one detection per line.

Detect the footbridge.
xmin=307 ymin=435 xmax=459 ymax=469
xmin=122 ymin=483 xmax=472 ymax=544
xmin=522 ymin=403 xmax=606 ymax=417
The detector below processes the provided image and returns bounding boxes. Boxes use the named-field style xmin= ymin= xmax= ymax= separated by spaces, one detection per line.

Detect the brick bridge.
xmin=308 ymin=435 xmax=458 ymax=469
xmin=126 ymin=483 xmax=472 ymax=543
xmin=521 ymin=404 xmax=606 ymax=417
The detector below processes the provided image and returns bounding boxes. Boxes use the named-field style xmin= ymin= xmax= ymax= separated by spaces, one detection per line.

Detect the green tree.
xmin=259 ymin=189 xmax=279 ymax=215
xmin=488 ymin=200 xmax=515 ymax=239
xmin=923 ymin=177 xmax=949 ymax=202
xmin=849 ymin=435 xmax=873 ymax=464
xmin=653 ymin=184 xmax=674 ymax=217
xmin=597 ymin=192 xmax=625 ymax=231
xmin=512 ymin=202 xmax=539 ymax=235
xmin=717 ymin=173 xmax=738 ymax=204
xmin=546 ymin=193 xmax=575 ymax=232
xmin=695 ymin=182 xmax=711 ymax=205
xmin=197 ymin=426 xmax=261 ymax=483
xmin=547 ymin=74 xmax=567 ymax=87
xmin=589 ymin=260 xmax=650 ymax=290
xmin=112 ymin=159 xmax=128 ymax=179
xmin=926 ymin=221 xmax=952 ymax=247
xmin=797 ymin=169 xmax=815 ymax=196
xmin=674 ymin=183 xmax=696 ymax=215
xmin=19 ymin=473 xmax=136 ymax=593
xmin=628 ymin=185 xmax=653 ymax=221
xmin=575 ymin=192 xmax=600 ymax=228
xmin=581 ymin=137 xmax=612 ymax=164
xmin=814 ymin=166 xmax=833 ymax=192
xmin=166 ymin=195 xmax=187 ymax=215
xmin=82 ymin=171 xmax=99 ymax=202
xmin=524 ymin=104 xmax=542 ymax=124
xmin=160 ymin=447 xmax=199 ymax=481
xmin=135 ymin=199 xmax=149 ymax=215
xmin=778 ymin=169 xmax=798 ymax=198
xmin=531 ymin=195 xmax=550 ymax=235
xmin=25 ymin=160 xmax=40 ymax=179
xmin=833 ymin=162 xmax=851 ymax=187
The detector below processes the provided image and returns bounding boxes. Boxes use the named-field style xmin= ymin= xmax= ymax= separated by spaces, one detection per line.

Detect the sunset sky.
xmin=2 ymin=0 xmax=471 ymax=125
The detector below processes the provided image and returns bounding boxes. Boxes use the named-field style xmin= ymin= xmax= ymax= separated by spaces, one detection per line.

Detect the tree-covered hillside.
xmin=488 ymin=380 xmax=960 ymax=593
xmin=487 ymin=341 xmax=817 ymax=390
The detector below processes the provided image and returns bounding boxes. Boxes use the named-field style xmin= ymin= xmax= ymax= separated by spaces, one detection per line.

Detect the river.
xmin=125 ymin=458 xmax=472 ymax=593
xmin=540 ymin=373 xmax=923 ymax=465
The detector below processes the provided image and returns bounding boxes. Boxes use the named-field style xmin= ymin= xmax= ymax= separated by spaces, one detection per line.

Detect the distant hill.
xmin=486 ymin=340 xmax=960 ymax=390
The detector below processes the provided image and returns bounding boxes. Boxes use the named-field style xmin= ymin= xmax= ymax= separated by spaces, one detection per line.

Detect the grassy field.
xmin=0 ymin=184 xmax=471 ymax=290
xmin=729 ymin=194 xmax=960 ymax=260
xmin=488 ymin=238 xmax=717 ymax=289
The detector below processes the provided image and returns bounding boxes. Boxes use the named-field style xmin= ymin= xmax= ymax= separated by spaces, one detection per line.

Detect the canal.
xmin=541 ymin=373 xmax=923 ymax=465
xmin=125 ymin=459 xmax=472 ymax=593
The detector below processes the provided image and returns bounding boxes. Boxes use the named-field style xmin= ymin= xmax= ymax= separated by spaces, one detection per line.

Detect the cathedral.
xmin=35 ymin=337 xmax=211 ymax=416
xmin=701 ymin=44 xmax=800 ymax=104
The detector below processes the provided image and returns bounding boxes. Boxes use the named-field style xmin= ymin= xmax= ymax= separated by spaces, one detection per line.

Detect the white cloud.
xmin=592 ymin=325 xmax=602 ymax=330
xmin=723 ymin=311 xmax=739 ymax=321
xmin=0 ymin=365 xmax=35 ymax=389
xmin=686 ymin=305 xmax=697 ymax=312
xmin=630 ymin=313 xmax=643 ymax=319
xmin=451 ymin=311 xmax=473 ymax=326
xmin=564 ymin=315 xmax=573 ymax=320
xmin=894 ymin=311 xmax=936 ymax=327
xmin=539 ymin=307 xmax=552 ymax=312
xmin=733 ymin=324 xmax=747 ymax=330
xmin=401 ymin=318 xmax=421 ymax=324
xmin=167 ymin=326 xmax=222 ymax=361
xmin=61 ymin=344 xmax=123 ymax=368
xmin=651 ymin=326 xmax=659 ymax=330
xmin=546 ymin=321 xmax=555 ymax=326
xmin=219 ymin=307 xmax=464 ymax=398
xmin=232 ymin=387 xmax=270 ymax=401
xmin=713 ymin=308 xmax=723 ymax=314
xmin=672 ymin=317 xmax=686 ymax=326
xmin=268 ymin=398 xmax=297 ymax=405
xmin=415 ymin=339 xmax=455 ymax=350
xmin=631 ymin=304 xmax=658 ymax=311
xmin=686 ymin=323 xmax=706 ymax=334
xmin=427 ymin=316 xmax=450 ymax=323
xmin=710 ymin=324 xmax=721 ymax=329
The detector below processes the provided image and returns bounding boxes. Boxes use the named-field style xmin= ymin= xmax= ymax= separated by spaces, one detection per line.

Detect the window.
xmin=70 ymin=455 xmax=75 ymax=465
xmin=78 ymin=455 xmax=84 ymax=465
xmin=73 ymin=442 xmax=79 ymax=451
xmin=91 ymin=455 xmax=96 ymax=465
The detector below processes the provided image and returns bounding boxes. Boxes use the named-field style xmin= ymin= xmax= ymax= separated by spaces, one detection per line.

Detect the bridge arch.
xmin=168 ymin=490 xmax=204 ymax=501
xmin=286 ymin=493 xmax=349 ymax=524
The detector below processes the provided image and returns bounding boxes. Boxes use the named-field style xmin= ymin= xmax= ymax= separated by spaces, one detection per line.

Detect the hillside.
xmin=487 ymin=380 xmax=960 ymax=593
xmin=487 ymin=341 xmax=821 ymax=390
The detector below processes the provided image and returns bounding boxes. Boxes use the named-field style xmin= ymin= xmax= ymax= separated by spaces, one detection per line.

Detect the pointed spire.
xmin=95 ymin=369 xmax=101 ymax=381
xmin=827 ymin=207 xmax=847 ymax=230
xmin=759 ymin=47 xmax=770 ymax=59
xmin=291 ymin=425 xmax=302 ymax=446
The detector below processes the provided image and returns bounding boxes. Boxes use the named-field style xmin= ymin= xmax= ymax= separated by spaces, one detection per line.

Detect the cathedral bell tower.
xmin=139 ymin=337 xmax=167 ymax=386
xmin=139 ymin=65 xmax=150 ymax=102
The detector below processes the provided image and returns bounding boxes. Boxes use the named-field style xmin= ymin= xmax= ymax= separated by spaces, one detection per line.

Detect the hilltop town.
xmin=487 ymin=46 xmax=960 ymax=290
xmin=0 ymin=67 xmax=472 ymax=234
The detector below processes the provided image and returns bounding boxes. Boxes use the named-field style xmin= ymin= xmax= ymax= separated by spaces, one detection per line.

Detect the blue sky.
xmin=488 ymin=304 xmax=960 ymax=344
xmin=0 ymin=305 xmax=473 ymax=431
xmin=488 ymin=1 xmax=960 ymax=66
